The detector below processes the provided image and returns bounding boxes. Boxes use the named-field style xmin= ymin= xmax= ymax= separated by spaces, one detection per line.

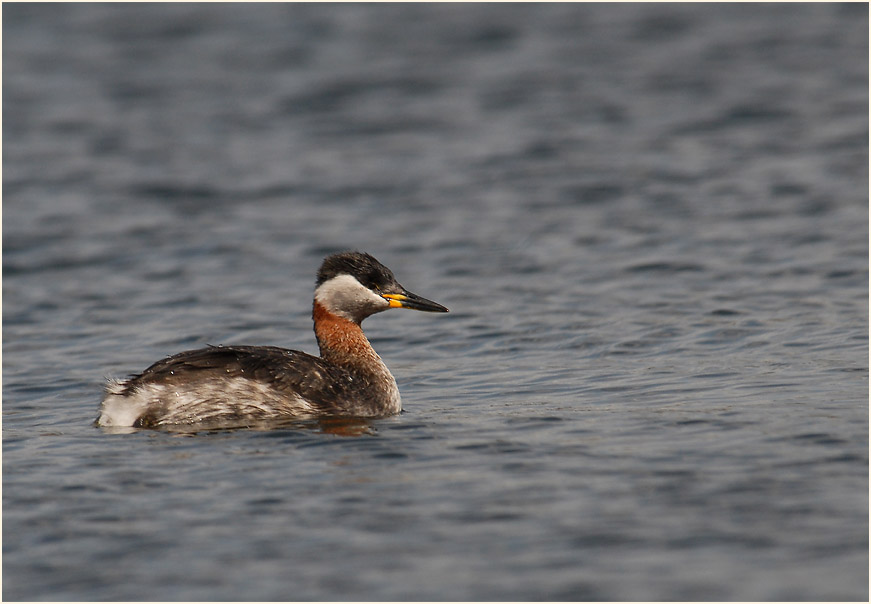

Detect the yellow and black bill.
xmin=382 ymin=291 xmax=449 ymax=313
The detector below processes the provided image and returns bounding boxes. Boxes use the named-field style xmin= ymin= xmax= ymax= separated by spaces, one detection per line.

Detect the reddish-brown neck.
xmin=311 ymin=300 xmax=401 ymax=413
xmin=312 ymin=301 xmax=381 ymax=367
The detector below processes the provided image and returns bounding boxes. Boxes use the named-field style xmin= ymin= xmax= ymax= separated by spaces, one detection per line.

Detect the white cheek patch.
xmin=314 ymin=273 xmax=389 ymax=321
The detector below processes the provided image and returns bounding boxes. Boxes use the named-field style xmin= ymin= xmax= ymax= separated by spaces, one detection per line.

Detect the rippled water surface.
xmin=3 ymin=4 xmax=868 ymax=601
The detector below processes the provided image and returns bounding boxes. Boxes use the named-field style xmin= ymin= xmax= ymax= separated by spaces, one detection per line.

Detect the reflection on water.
xmin=97 ymin=416 xmax=378 ymax=437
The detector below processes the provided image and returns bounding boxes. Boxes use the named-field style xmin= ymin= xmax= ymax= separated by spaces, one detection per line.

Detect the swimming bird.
xmin=97 ymin=251 xmax=448 ymax=428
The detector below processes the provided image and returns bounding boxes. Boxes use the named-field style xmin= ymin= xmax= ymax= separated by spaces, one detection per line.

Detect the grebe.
xmin=97 ymin=252 xmax=448 ymax=428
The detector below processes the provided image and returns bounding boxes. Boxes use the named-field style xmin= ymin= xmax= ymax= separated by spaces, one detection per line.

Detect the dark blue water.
xmin=3 ymin=3 xmax=868 ymax=600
